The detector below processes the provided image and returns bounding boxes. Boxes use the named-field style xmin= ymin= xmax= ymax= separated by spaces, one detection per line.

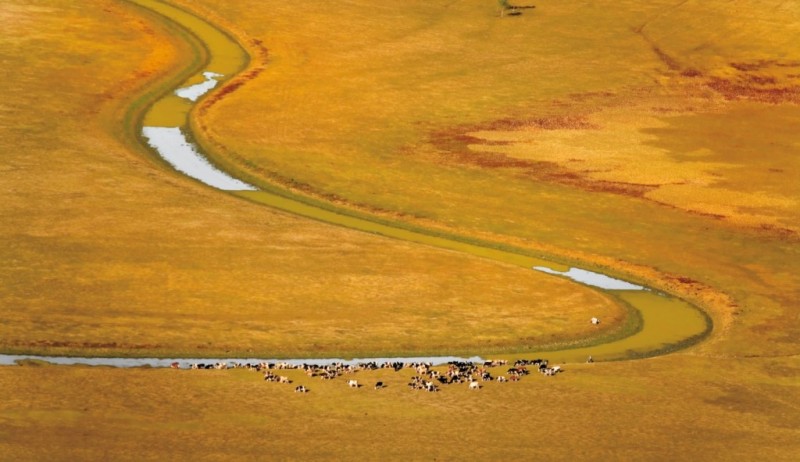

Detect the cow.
xmin=469 ymin=381 xmax=481 ymax=390
xmin=279 ymin=376 xmax=292 ymax=384
xmin=294 ymin=385 xmax=308 ymax=393
xmin=591 ymin=317 xmax=600 ymax=325
xmin=170 ymin=362 xmax=180 ymax=369
xmin=542 ymin=366 xmax=561 ymax=376
xmin=496 ymin=376 xmax=508 ymax=382
xmin=374 ymin=381 xmax=384 ymax=390
xmin=348 ymin=380 xmax=359 ymax=388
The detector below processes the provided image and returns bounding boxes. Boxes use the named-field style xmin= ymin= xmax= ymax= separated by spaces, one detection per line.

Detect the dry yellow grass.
xmin=2 ymin=0 xmax=799 ymax=460
xmin=1 ymin=355 xmax=798 ymax=461
xmin=190 ymin=0 xmax=800 ymax=234
xmin=0 ymin=0 xmax=622 ymax=358
xmin=181 ymin=0 xmax=800 ymax=358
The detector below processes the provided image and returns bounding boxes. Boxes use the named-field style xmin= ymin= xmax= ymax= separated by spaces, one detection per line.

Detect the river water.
xmin=0 ymin=354 xmax=486 ymax=368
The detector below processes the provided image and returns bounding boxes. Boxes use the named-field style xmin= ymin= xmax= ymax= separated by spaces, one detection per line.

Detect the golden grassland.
xmin=190 ymin=0 xmax=800 ymax=234
xmin=182 ymin=0 xmax=800 ymax=358
xmin=2 ymin=355 xmax=799 ymax=461
xmin=1 ymin=0 xmax=799 ymax=460
xmin=0 ymin=0 xmax=623 ymax=359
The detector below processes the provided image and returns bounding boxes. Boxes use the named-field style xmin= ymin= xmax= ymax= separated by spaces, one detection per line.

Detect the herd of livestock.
xmin=180 ymin=358 xmax=563 ymax=393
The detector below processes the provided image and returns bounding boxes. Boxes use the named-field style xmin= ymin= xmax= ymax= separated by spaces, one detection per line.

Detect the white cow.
xmin=591 ymin=317 xmax=600 ymax=325
xmin=348 ymin=380 xmax=359 ymax=388
xmin=469 ymin=381 xmax=481 ymax=390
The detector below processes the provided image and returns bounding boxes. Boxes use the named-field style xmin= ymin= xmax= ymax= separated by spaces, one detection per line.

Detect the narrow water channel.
xmin=0 ymin=354 xmax=486 ymax=368
xmin=60 ymin=0 xmax=714 ymax=366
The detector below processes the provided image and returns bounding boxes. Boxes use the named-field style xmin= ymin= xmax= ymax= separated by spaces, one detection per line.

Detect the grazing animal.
xmin=187 ymin=356 xmax=566 ymax=393
xmin=170 ymin=362 xmax=180 ymax=369
xmin=591 ymin=317 xmax=600 ymax=325
xmin=542 ymin=366 xmax=561 ymax=376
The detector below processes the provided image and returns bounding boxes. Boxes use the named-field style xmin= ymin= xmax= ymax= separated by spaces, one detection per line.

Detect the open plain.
xmin=1 ymin=0 xmax=798 ymax=460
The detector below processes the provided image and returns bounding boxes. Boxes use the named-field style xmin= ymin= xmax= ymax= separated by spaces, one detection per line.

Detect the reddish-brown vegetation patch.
xmin=705 ymin=77 xmax=800 ymax=103
xmin=680 ymin=68 xmax=702 ymax=78
xmin=651 ymin=44 xmax=682 ymax=71
xmin=531 ymin=171 xmax=656 ymax=198
xmin=699 ymin=60 xmax=800 ymax=103
xmin=196 ymin=39 xmax=269 ymax=116
xmin=757 ymin=223 xmax=799 ymax=241
xmin=427 ymin=118 xmax=655 ymax=199
xmin=428 ymin=114 xmax=597 ymax=157
xmin=485 ymin=115 xmax=599 ymax=131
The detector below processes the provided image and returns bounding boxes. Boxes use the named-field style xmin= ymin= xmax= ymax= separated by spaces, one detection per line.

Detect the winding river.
xmin=0 ymin=0 xmax=711 ymax=368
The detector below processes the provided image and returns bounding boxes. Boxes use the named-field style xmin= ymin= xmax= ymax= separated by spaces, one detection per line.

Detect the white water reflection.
xmin=142 ymin=126 xmax=257 ymax=191
xmin=532 ymin=266 xmax=645 ymax=291
xmin=175 ymin=71 xmax=223 ymax=101
xmin=0 ymin=354 xmax=486 ymax=368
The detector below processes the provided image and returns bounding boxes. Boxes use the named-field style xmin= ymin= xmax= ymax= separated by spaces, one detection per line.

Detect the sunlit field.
xmin=2 ymin=355 xmax=799 ymax=461
xmin=1 ymin=0 xmax=798 ymax=460
xmin=0 ymin=0 xmax=627 ymax=359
